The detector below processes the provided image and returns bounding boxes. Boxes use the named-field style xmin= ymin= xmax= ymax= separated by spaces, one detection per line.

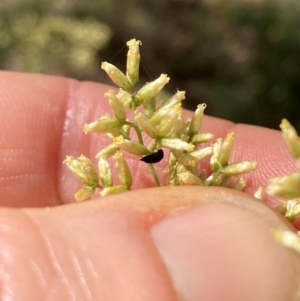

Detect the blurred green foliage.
xmin=0 ymin=0 xmax=299 ymax=130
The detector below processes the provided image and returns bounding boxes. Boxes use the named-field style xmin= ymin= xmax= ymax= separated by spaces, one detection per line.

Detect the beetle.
xmin=140 ymin=149 xmax=164 ymax=164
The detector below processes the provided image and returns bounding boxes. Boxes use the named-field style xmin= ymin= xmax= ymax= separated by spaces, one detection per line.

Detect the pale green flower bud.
xmin=279 ymin=199 xmax=300 ymax=222
xmin=192 ymin=133 xmax=214 ymax=144
xmin=210 ymin=139 xmax=222 ymax=172
xmin=84 ymin=116 xmax=122 ymax=134
xmin=135 ymin=112 xmax=158 ymax=138
xmin=178 ymin=171 xmax=204 ymax=186
xmin=143 ymin=98 xmax=156 ymax=118
xmin=150 ymin=91 xmax=185 ymax=125
xmin=178 ymin=153 xmax=198 ymax=167
xmin=101 ymin=62 xmax=133 ymax=91
xmin=134 ymin=74 xmax=170 ymax=106
xmin=105 ymin=90 xmax=126 ymax=123
xmin=95 ymin=143 xmax=120 ymax=159
xmin=64 ymin=155 xmax=99 ymax=186
xmin=188 ymin=103 xmax=206 ymax=136
xmin=114 ymin=151 xmax=132 ymax=188
xmin=222 ymin=161 xmax=258 ymax=176
xmin=160 ymin=138 xmax=194 ymax=152
xmin=190 ymin=146 xmax=213 ymax=160
xmin=280 ymin=119 xmax=300 ymax=159
xmin=230 ymin=177 xmax=246 ymax=191
xmin=273 ymin=230 xmax=300 ymax=254
xmin=126 ymin=39 xmax=141 ymax=85
xmin=204 ymin=174 xmax=214 ymax=186
xmin=168 ymin=151 xmax=178 ymax=165
xmin=267 ymin=172 xmax=300 ymax=199
xmin=113 ymin=136 xmax=149 ymax=156
xmin=117 ymin=89 xmax=133 ymax=108
xmin=158 ymin=105 xmax=182 ymax=137
xmin=178 ymin=118 xmax=189 ymax=142
xmin=75 ymin=186 xmax=95 ymax=202
xmin=100 ymin=185 xmax=129 ymax=197
xmin=254 ymin=186 xmax=263 ymax=199
xmin=122 ymin=124 xmax=131 ymax=138
xmin=98 ymin=158 xmax=113 ymax=187
xmin=219 ymin=132 xmax=235 ymax=166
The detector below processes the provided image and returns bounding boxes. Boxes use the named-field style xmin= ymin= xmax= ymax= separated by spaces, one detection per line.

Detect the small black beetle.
xmin=140 ymin=149 xmax=164 ymax=164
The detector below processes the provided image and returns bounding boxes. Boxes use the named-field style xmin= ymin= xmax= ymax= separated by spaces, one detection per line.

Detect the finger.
xmin=1 ymin=186 xmax=299 ymax=301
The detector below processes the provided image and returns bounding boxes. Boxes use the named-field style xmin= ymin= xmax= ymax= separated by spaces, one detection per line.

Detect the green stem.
xmin=147 ymin=139 xmax=161 ymax=186
xmin=125 ymin=121 xmax=144 ymax=145
xmin=149 ymin=139 xmax=159 ymax=152
xmin=148 ymin=163 xmax=161 ymax=186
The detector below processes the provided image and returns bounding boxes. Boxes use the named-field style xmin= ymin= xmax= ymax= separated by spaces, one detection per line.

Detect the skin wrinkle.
xmin=28 ymin=259 xmax=48 ymax=290
xmin=23 ymin=201 xmax=179 ymax=301
xmin=20 ymin=210 xmax=76 ymax=301
xmin=68 ymin=249 xmax=93 ymax=301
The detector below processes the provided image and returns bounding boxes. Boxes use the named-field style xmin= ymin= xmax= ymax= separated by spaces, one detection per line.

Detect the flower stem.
xmin=125 ymin=121 xmax=144 ymax=145
xmin=148 ymin=163 xmax=161 ymax=186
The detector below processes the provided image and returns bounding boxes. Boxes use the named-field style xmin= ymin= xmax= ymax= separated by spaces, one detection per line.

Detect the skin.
xmin=0 ymin=71 xmax=299 ymax=301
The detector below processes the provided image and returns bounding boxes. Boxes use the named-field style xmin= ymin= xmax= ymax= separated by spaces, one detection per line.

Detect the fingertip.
xmin=150 ymin=187 xmax=300 ymax=301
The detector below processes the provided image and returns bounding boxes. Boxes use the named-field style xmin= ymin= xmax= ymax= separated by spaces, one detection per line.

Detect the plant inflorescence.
xmin=64 ymin=39 xmax=258 ymax=201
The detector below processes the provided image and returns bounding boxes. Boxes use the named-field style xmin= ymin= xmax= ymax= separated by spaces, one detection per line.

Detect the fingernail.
xmin=151 ymin=193 xmax=300 ymax=301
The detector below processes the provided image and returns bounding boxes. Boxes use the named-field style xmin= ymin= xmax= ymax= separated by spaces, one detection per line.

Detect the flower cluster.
xmin=265 ymin=120 xmax=300 ymax=260
xmin=267 ymin=119 xmax=300 ymax=222
xmin=64 ymin=39 xmax=257 ymax=201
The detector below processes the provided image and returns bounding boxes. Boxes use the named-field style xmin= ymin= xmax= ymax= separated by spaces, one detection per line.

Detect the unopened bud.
xmin=222 ymin=161 xmax=258 ymax=176
xmin=188 ymin=103 xmax=206 ymax=136
xmin=158 ymin=105 xmax=182 ymax=137
xmin=100 ymin=185 xmax=129 ymax=197
xmin=273 ymin=230 xmax=300 ymax=255
xmin=254 ymin=186 xmax=263 ymax=199
xmin=150 ymin=91 xmax=185 ymax=125
xmin=190 ymin=147 xmax=213 ymax=160
xmin=210 ymin=139 xmax=222 ymax=172
xmin=75 ymin=186 xmax=95 ymax=202
xmin=178 ymin=153 xmax=198 ymax=167
xmin=126 ymin=39 xmax=141 ymax=85
xmin=84 ymin=116 xmax=122 ymax=134
xmin=101 ymin=62 xmax=133 ymax=92
xmin=192 ymin=133 xmax=214 ymax=144
xmin=98 ymin=158 xmax=113 ymax=187
xmin=143 ymin=97 xmax=156 ymax=118
xmin=64 ymin=155 xmax=99 ymax=186
xmin=95 ymin=144 xmax=120 ymax=159
xmin=105 ymin=90 xmax=126 ymax=123
xmin=135 ymin=112 xmax=158 ymax=138
xmin=114 ymin=151 xmax=132 ymax=188
xmin=280 ymin=119 xmax=300 ymax=159
xmin=231 ymin=177 xmax=246 ymax=191
xmin=117 ymin=89 xmax=133 ymax=108
xmin=219 ymin=132 xmax=235 ymax=166
xmin=280 ymin=199 xmax=300 ymax=222
xmin=160 ymin=138 xmax=194 ymax=152
xmin=113 ymin=136 xmax=149 ymax=156
xmin=134 ymin=74 xmax=170 ymax=106
xmin=267 ymin=172 xmax=300 ymax=199
xmin=178 ymin=171 xmax=204 ymax=186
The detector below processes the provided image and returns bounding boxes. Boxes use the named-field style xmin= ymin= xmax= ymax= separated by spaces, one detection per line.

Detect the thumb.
xmin=1 ymin=187 xmax=299 ymax=301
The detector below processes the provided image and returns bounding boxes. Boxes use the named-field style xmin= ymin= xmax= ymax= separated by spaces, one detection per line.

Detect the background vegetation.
xmin=0 ymin=0 xmax=299 ymax=130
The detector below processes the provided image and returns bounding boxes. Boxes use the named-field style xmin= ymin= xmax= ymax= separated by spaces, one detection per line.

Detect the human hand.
xmin=0 ymin=71 xmax=299 ymax=301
